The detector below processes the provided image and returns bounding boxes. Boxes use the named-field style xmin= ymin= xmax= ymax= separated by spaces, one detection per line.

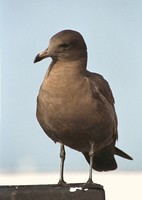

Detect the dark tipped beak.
xmin=34 ymin=49 xmax=49 ymax=63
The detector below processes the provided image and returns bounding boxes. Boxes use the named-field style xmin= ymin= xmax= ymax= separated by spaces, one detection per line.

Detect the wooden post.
xmin=0 ymin=183 xmax=105 ymax=200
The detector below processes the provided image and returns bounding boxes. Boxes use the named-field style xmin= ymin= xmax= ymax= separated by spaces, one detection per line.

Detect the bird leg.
xmin=83 ymin=142 xmax=103 ymax=190
xmin=87 ymin=142 xmax=94 ymax=184
xmin=58 ymin=143 xmax=66 ymax=185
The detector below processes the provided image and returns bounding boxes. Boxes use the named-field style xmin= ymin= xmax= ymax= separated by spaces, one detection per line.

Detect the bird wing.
xmin=88 ymin=71 xmax=118 ymax=142
xmin=89 ymin=72 xmax=115 ymax=105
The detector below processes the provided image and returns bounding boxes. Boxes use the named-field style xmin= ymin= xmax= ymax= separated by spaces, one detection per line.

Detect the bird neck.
xmin=46 ymin=56 xmax=87 ymax=79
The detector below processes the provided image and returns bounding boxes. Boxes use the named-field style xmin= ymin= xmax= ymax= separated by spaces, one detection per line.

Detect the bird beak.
xmin=34 ymin=48 xmax=49 ymax=63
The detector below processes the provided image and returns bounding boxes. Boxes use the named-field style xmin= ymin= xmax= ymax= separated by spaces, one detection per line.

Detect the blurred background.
xmin=1 ymin=0 xmax=142 ymax=174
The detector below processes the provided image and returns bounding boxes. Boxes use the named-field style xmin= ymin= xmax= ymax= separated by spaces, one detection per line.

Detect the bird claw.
xmin=82 ymin=180 xmax=103 ymax=190
xmin=57 ymin=179 xmax=67 ymax=186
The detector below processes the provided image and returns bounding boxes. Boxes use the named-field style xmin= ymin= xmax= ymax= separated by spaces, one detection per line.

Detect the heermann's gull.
xmin=34 ymin=30 xmax=132 ymax=188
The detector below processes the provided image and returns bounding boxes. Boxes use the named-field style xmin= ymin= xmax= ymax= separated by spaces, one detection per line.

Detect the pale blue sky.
xmin=1 ymin=0 xmax=142 ymax=172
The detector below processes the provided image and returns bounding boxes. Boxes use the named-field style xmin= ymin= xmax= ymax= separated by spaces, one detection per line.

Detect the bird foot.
xmin=57 ymin=179 xmax=67 ymax=186
xmin=82 ymin=179 xmax=103 ymax=190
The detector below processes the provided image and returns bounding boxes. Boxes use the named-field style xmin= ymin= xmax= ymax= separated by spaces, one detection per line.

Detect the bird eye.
xmin=59 ymin=43 xmax=72 ymax=49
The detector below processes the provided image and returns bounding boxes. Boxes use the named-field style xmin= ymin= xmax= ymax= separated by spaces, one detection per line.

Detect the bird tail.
xmin=83 ymin=145 xmax=133 ymax=172
xmin=83 ymin=145 xmax=117 ymax=172
xmin=114 ymin=147 xmax=133 ymax=160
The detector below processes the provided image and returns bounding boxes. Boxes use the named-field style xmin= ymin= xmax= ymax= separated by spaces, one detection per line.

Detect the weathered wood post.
xmin=0 ymin=183 xmax=105 ymax=200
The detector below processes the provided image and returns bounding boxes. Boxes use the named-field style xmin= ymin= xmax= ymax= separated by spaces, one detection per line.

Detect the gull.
xmin=34 ymin=30 xmax=132 ymax=188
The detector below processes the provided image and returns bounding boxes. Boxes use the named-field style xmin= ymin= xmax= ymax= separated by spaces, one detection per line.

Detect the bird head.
xmin=34 ymin=29 xmax=87 ymax=63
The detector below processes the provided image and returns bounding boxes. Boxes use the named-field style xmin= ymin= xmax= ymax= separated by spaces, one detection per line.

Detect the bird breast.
xmin=38 ymin=75 xmax=97 ymax=122
xmin=36 ymin=75 xmax=114 ymax=152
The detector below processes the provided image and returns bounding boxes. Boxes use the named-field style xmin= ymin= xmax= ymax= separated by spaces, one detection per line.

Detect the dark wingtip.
xmin=115 ymin=147 xmax=133 ymax=160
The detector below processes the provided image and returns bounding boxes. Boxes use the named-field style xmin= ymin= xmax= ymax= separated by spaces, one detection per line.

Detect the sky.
xmin=1 ymin=0 xmax=142 ymax=172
